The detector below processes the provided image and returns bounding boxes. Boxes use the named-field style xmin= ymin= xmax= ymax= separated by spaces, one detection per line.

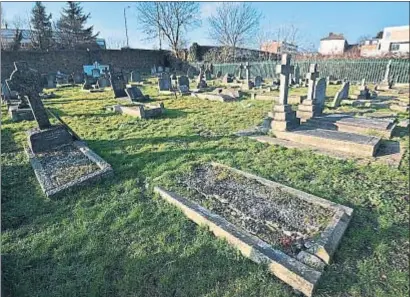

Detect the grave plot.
xmin=155 ymin=162 xmax=353 ymax=297
xmin=106 ymin=102 xmax=165 ymax=119
xmin=7 ymin=61 xmax=113 ymax=197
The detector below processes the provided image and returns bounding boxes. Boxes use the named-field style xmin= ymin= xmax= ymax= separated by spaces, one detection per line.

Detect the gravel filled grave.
xmin=36 ymin=144 xmax=101 ymax=188
xmin=177 ymin=164 xmax=336 ymax=256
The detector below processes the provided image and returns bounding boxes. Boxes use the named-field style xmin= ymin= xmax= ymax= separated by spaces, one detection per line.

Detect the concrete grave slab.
xmin=154 ymin=162 xmax=353 ymax=297
xmin=106 ymin=102 xmax=164 ymax=119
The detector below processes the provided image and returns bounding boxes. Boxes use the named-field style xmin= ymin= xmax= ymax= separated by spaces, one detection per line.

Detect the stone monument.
xmin=297 ymin=64 xmax=320 ymax=122
xmin=271 ymin=54 xmax=300 ymax=132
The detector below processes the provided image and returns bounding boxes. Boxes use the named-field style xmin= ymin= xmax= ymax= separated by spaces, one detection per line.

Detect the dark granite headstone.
xmin=158 ymin=73 xmax=172 ymax=91
xmin=125 ymin=86 xmax=146 ymax=101
xmin=254 ymin=76 xmax=263 ymax=88
xmin=222 ymin=73 xmax=233 ymax=84
xmin=130 ymin=70 xmax=142 ymax=83
xmin=46 ymin=73 xmax=56 ymax=88
xmin=216 ymin=70 xmax=222 ymax=78
xmin=109 ymin=71 xmax=127 ymax=98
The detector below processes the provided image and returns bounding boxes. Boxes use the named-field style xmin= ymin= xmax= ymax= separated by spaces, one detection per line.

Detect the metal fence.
xmin=191 ymin=59 xmax=410 ymax=84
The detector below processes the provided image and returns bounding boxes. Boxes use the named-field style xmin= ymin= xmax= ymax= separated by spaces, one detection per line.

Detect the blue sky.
xmin=2 ymin=1 xmax=409 ymax=50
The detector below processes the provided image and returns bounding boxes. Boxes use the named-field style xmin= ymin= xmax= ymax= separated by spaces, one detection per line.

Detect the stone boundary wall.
xmin=1 ymin=49 xmax=168 ymax=81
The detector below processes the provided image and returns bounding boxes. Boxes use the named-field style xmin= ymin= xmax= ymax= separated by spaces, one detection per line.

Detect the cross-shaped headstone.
xmin=306 ymin=63 xmax=319 ymax=101
xmin=275 ymin=54 xmax=294 ymax=105
xmin=7 ymin=62 xmax=51 ymax=129
xmin=383 ymin=60 xmax=392 ymax=82
xmin=245 ymin=62 xmax=251 ymax=83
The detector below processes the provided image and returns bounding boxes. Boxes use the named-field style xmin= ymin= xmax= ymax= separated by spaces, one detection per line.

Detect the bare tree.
xmin=357 ymin=34 xmax=372 ymax=45
xmin=135 ymin=2 xmax=200 ymax=58
xmin=208 ymin=2 xmax=262 ymax=58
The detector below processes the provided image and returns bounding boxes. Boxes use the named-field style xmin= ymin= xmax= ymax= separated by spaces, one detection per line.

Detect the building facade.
xmin=319 ymin=33 xmax=347 ymax=55
xmin=261 ymin=41 xmax=298 ymax=54
xmin=378 ymin=25 xmax=409 ymax=54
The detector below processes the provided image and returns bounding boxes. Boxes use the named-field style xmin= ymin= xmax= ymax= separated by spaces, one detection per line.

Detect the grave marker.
xmin=297 ymin=64 xmax=321 ymax=122
xmin=332 ymin=81 xmax=350 ymax=108
xmin=109 ymin=71 xmax=127 ymax=98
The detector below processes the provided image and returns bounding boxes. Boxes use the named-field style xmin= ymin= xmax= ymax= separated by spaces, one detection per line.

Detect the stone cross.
xmin=275 ymin=54 xmax=294 ymax=105
xmin=7 ymin=62 xmax=51 ymax=130
xmin=245 ymin=62 xmax=251 ymax=84
xmin=306 ymin=64 xmax=319 ymax=101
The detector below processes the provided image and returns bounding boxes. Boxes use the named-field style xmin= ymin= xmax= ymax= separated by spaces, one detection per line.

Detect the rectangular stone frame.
xmin=154 ymin=162 xmax=353 ymax=297
xmin=26 ymin=141 xmax=113 ymax=197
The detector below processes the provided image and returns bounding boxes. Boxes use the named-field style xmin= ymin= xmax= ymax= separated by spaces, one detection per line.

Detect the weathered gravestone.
xmin=314 ymin=77 xmax=327 ymax=114
xmin=236 ymin=64 xmax=244 ymax=80
xmin=158 ymin=73 xmax=172 ymax=92
xmin=242 ymin=62 xmax=254 ymax=90
xmin=130 ymin=70 xmax=142 ymax=83
xmin=205 ymin=69 xmax=212 ymax=81
xmin=109 ymin=71 xmax=128 ymax=98
xmin=7 ymin=62 xmax=72 ymax=151
xmin=297 ymin=64 xmax=321 ymax=122
xmin=46 ymin=73 xmax=56 ymax=88
xmin=376 ymin=60 xmax=393 ymax=91
xmin=216 ymin=70 xmax=222 ymax=78
xmin=5 ymin=73 xmax=35 ymax=122
xmin=82 ymin=75 xmax=93 ymax=90
xmin=294 ymin=65 xmax=301 ymax=85
xmin=196 ymin=66 xmax=207 ymax=89
xmin=73 ymin=73 xmax=84 ymax=84
xmin=271 ymin=54 xmax=300 ymax=132
xmin=91 ymin=68 xmax=101 ymax=78
xmin=332 ymin=81 xmax=350 ymax=108
xmin=254 ymin=76 xmax=263 ymax=88
xmin=222 ymin=73 xmax=233 ymax=84
xmin=178 ymin=75 xmax=190 ymax=94
xmin=96 ymin=76 xmax=110 ymax=88
xmin=125 ymin=86 xmax=149 ymax=102
xmin=108 ymin=102 xmax=165 ymax=119
xmin=187 ymin=67 xmax=195 ymax=79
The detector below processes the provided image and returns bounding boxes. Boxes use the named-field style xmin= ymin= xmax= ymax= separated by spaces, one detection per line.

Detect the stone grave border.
xmin=26 ymin=140 xmax=113 ymax=197
xmin=154 ymin=162 xmax=353 ymax=297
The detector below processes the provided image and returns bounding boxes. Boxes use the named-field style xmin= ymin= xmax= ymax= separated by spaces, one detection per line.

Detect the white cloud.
xmin=200 ymin=2 xmax=222 ymax=18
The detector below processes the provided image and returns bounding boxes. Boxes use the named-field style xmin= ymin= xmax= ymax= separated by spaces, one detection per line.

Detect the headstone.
xmin=243 ymin=62 xmax=254 ymax=90
xmin=109 ymin=71 xmax=127 ymax=98
xmin=97 ymin=76 xmax=110 ymax=88
xmin=91 ymin=68 xmax=101 ymax=78
xmin=73 ymin=73 xmax=84 ymax=84
xmin=151 ymin=65 xmax=157 ymax=75
xmin=205 ymin=69 xmax=212 ymax=81
xmin=125 ymin=86 xmax=145 ymax=101
xmin=222 ymin=73 xmax=233 ymax=84
xmin=83 ymin=75 xmax=92 ymax=90
xmin=254 ymin=76 xmax=263 ymax=88
xmin=158 ymin=73 xmax=172 ymax=91
xmin=216 ymin=70 xmax=222 ymax=78
xmin=271 ymin=54 xmax=299 ymax=132
xmin=236 ymin=64 xmax=244 ymax=79
xmin=158 ymin=66 xmax=164 ymax=73
xmin=130 ymin=70 xmax=142 ymax=83
xmin=332 ymin=81 xmax=350 ymax=108
xmin=297 ymin=64 xmax=320 ymax=122
xmin=1 ymin=81 xmax=11 ymax=102
xmin=46 ymin=73 xmax=56 ymax=88
xmin=165 ymin=67 xmax=170 ymax=73
xmin=294 ymin=65 xmax=300 ymax=85
xmin=187 ymin=67 xmax=195 ymax=79
xmin=178 ymin=75 xmax=190 ymax=90
xmin=314 ymin=78 xmax=327 ymax=113
xmin=7 ymin=62 xmax=50 ymax=129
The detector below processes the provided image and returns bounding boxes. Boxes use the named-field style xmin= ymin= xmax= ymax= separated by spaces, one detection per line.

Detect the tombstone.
xmin=243 ymin=62 xmax=254 ymax=90
xmin=7 ymin=62 xmax=73 ymax=151
xmin=97 ymin=76 xmax=110 ymax=88
xmin=196 ymin=66 xmax=207 ymax=89
xmin=314 ymin=78 xmax=327 ymax=114
xmin=222 ymin=73 xmax=233 ymax=84
xmin=158 ymin=73 xmax=172 ymax=92
xmin=5 ymin=79 xmax=24 ymax=103
xmin=165 ymin=67 xmax=170 ymax=73
xmin=109 ymin=71 xmax=127 ymax=98
xmin=236 ymin=64 xmax=244 ymax=79
xmin=158 ymin=66 xmax=164 ymax=73
xmin=216 ymin=70 xmax=222 ymax=79
xmin=271 ymin=54 xmax=300 ymax=132
xmin=294 ymin=65 xmax=300 ymax=85
xmin=46 ymin=73 xmax=56 ymax=88
xmin=332 ymin=81 xmax=350 ymax=108
xmin=178 ymin=75 xmax=190 ymax=93
xmin=205 ymin=69 xmax=212 ymax=81
xmin=297 ymin=64 xmax=320 ymax=122
xmin=254 ymin=76 xmax=263 ymax=88
xmin=73 ymin=73 xmax=84 ymax=84
xmin=187 ymin=67 xmax=195 ymax=79
xmin=151 ymin=65 xmax=157 ymax=75
xmin=130 ymin=70 xmax=142 ymax=83
xmin=82 ymin=75 xmax=93 ymax=90
xmin=125 ymin=86 xmax=149 ymax=102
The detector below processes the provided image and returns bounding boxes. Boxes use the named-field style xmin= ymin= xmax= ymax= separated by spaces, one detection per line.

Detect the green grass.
xmin=2 ymin=80 xmax=409 ymax=297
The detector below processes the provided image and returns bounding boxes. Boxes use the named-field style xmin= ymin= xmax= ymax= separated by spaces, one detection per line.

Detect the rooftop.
xmin=320 ymin=32 xmax=346 ymax=41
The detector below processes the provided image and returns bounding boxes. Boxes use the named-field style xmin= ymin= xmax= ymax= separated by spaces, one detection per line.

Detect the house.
xmin=378 ymin=25 xmax=409 ymax=54
xmin=319 ymin=33 xmax=347 ymax=55
xmin=360 ymin=25 xmax=409 ymax=57
xmin=261 ymin=41 xmax=298 ymax=54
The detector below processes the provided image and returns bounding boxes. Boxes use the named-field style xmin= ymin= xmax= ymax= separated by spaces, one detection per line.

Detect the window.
xmin=385 ymin=32 xmax=391 ymax=40
xmin=390 ymin=43 xmax=400 ymax=51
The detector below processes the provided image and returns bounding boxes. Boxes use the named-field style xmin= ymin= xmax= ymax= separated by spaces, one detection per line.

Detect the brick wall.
xmin=1 ymin=48 xmax=168 ymax=81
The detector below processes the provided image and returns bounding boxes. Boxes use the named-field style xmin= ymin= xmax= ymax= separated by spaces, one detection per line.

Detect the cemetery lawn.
xmin=2 ymin=81 xmax=409 ymax=297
